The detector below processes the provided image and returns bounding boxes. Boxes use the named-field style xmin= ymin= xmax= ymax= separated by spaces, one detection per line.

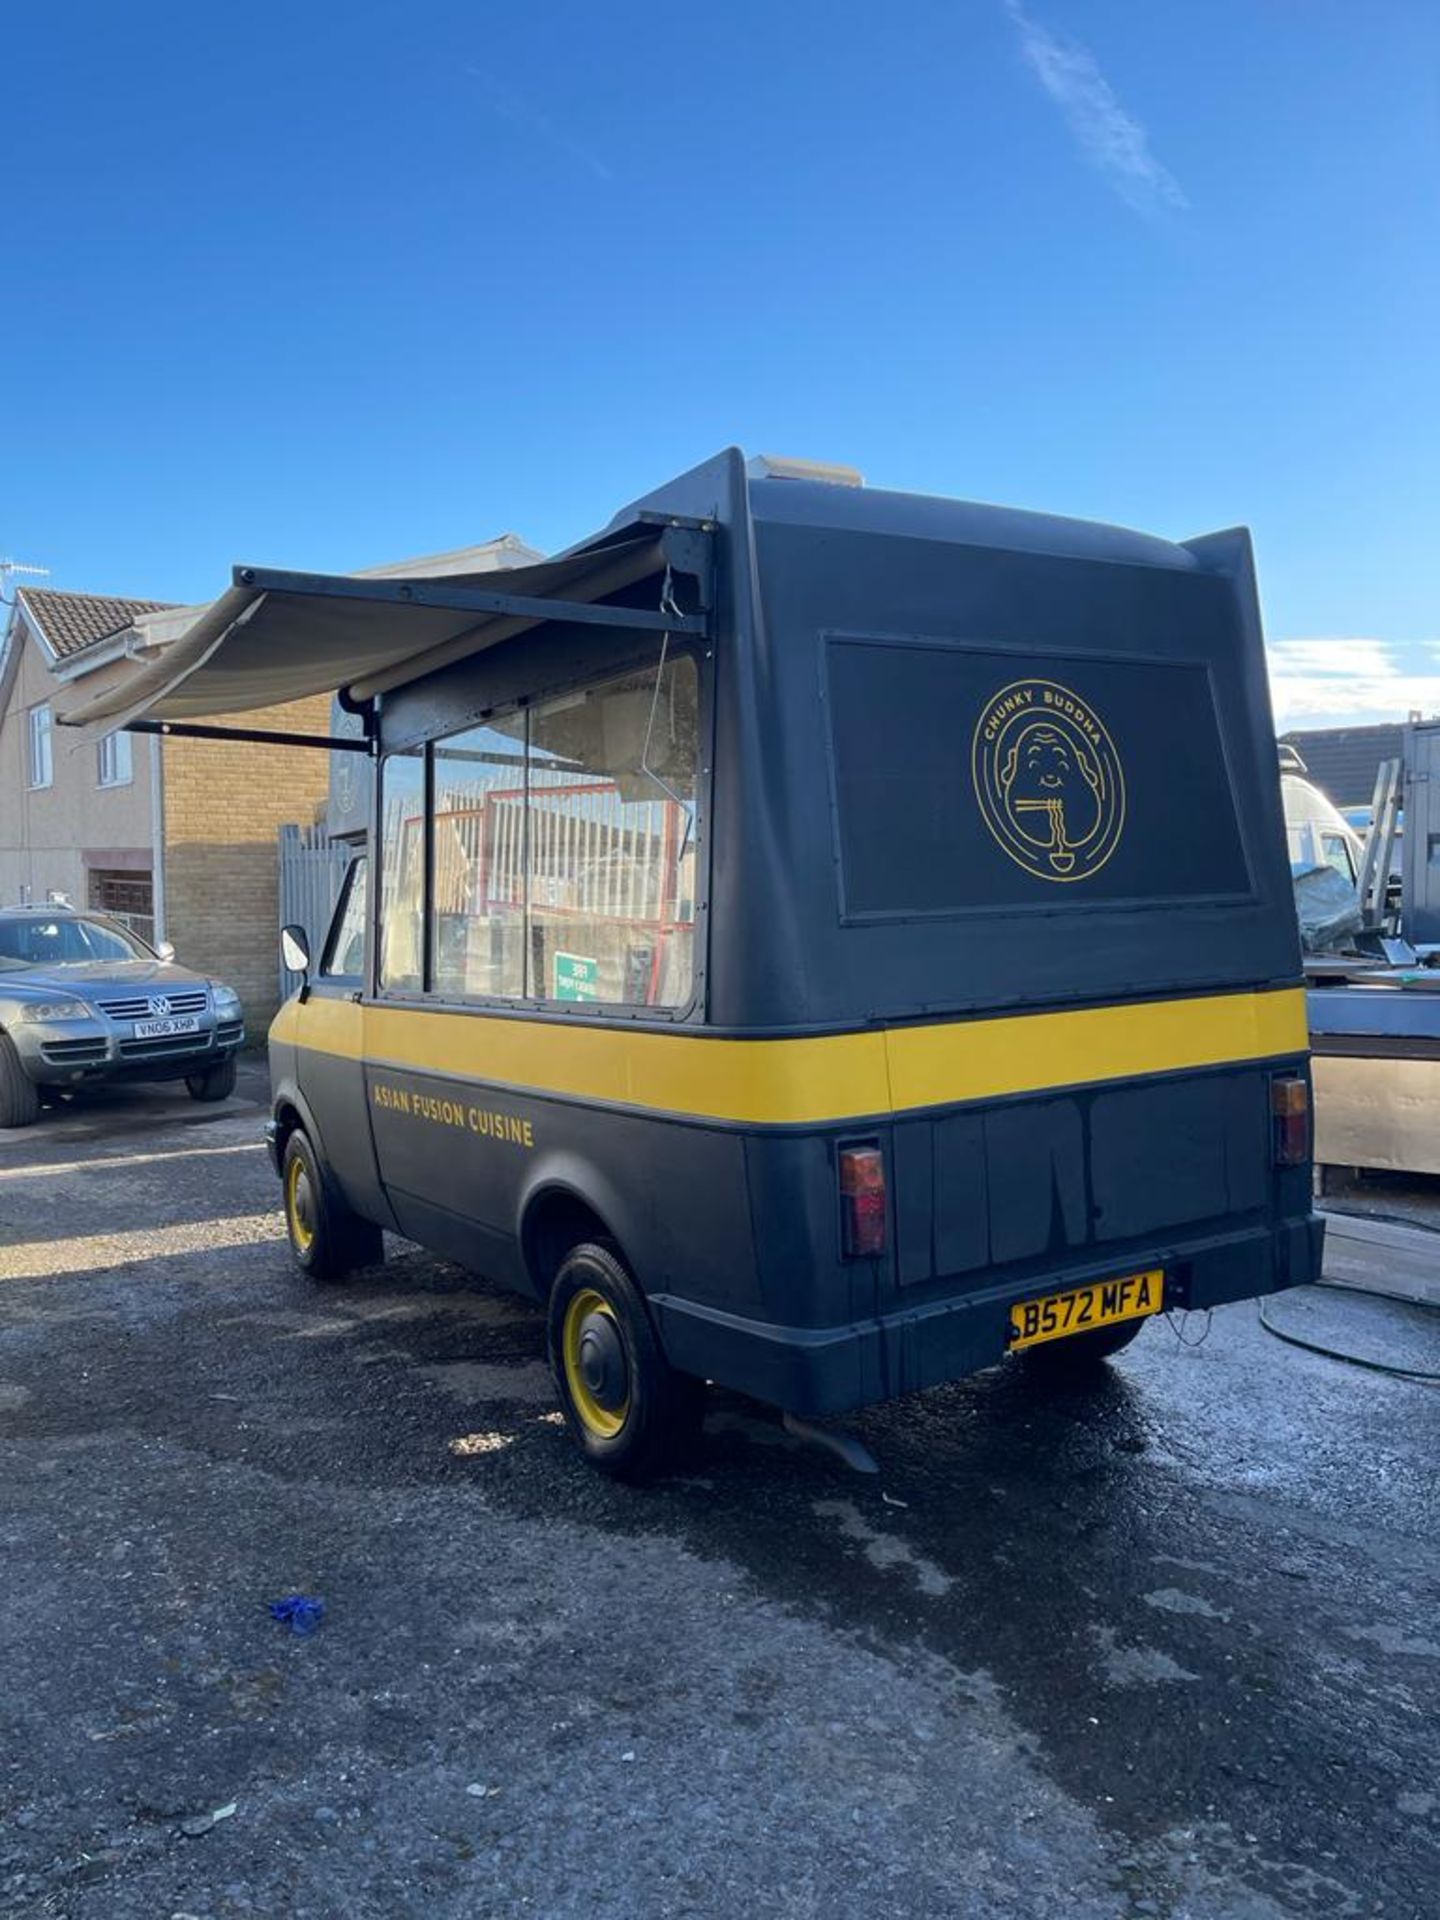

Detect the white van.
xmin=1281 ymin=763 xmax=1364 ymax=886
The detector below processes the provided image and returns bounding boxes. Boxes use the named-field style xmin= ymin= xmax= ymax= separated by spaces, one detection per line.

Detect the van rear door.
xmin=753 ymin=506 xmax=1307 ymax=1302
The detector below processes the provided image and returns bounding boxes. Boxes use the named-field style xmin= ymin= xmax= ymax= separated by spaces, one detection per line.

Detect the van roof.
xmin=56 ymin=448 xmax=1227 ymax=741
xmin=737 ymin=471 xmax=1206 ymax=575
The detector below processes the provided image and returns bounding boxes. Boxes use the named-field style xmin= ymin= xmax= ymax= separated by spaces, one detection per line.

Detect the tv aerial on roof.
xmin=0 ymin=559 xmax=49 ymax=604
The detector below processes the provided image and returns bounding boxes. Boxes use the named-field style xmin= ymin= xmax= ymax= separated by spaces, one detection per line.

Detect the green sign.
xmin=553 ymin=951 xmax=600 ymax=1002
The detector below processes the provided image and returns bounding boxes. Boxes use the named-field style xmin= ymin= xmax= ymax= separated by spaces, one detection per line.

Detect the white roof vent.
xmin=746 ymin=453 xmax=864 ymax=487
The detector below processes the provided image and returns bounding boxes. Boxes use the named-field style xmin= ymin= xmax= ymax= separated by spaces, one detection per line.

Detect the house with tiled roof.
xmin=1278 ymin=723 xmax=1410 ymax=811
xmin=0 ymin=584 xmax=334 ymax=1021
xmin=16 ymin=588 xmax=174 ymax=663
xmin=0 ymin=587 xmax=175 ymax=933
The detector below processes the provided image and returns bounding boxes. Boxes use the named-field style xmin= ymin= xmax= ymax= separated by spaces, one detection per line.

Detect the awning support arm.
xmin=230 ymin=564 xmax=710 ymax=636
xmin=125 ymin=718 xmax=374 ymax=753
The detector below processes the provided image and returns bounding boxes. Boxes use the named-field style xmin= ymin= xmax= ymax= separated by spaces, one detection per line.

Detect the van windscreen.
xmin=826 ymin=640 xmax=1251 ymax=919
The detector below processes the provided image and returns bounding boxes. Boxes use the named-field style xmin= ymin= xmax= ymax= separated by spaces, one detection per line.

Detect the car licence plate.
xmin=1009 ymin=1269 xmax=1164 ymax=1351
xmin=132 ymin=1015 xmax=201 ymax=1041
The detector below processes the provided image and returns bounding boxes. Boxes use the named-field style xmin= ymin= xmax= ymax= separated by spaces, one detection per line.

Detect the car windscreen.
xmin=0 ymin=917 xmax=150 ymax=966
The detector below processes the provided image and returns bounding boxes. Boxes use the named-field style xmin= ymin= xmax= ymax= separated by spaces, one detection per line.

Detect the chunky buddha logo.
xmin=972 ymin=680 xmax=1125 ymax=882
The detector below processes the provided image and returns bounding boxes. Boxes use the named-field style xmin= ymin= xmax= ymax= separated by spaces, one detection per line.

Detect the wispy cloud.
xmin=1002 ymin=1 xmax=1187 ymax=215
xmin=467 ymin=73 xmax=613 ymax=182
xmin=1267 ymin=637 xmax=1440 ymax=731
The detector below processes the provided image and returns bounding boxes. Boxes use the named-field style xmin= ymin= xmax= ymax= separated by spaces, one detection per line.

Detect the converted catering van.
xmin=67 ymin=451 xmax=1322 ymax=1478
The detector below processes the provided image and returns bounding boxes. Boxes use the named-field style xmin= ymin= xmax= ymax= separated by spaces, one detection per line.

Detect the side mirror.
xmin=280 ymin=924 xmax=311 ymax=978
xmin=156 ymin=940 xmax=176 ymax=963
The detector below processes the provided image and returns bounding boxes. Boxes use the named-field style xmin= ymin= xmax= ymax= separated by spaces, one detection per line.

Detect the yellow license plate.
xmin=1009 ymin=1269 xmax=1164 ymax=1351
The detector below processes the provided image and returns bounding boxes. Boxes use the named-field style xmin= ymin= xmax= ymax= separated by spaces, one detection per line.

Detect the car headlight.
xmin=19 ymin=1000 xmax=94 ymax=1023
xmin=212 ymin=986 xmax=243 ymax=1018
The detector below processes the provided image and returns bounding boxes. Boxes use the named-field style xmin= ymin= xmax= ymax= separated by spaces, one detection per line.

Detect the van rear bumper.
xmin=650 ymin=1214 xmax=1325 ymax=1418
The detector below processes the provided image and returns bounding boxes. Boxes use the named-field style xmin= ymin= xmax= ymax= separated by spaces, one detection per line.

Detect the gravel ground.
xmin=0 ymin=1063 xmax=1436 ymax=1920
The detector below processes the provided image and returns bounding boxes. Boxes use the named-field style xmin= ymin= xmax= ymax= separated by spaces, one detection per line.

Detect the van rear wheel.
xmin=547 ymin=1242 xmax=704 ymax=1482
xmin=281 ymin=1129 xmax=383 ymax=1282
xmin=1017 ymin=1316 xmax=1148 ymax=1379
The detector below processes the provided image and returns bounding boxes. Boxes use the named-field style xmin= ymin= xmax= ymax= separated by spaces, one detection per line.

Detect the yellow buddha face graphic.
xmin=999 ymin=721 xmax=1102 ymax=874
xmin=972 ymin=681 xmax=1125 ymax=882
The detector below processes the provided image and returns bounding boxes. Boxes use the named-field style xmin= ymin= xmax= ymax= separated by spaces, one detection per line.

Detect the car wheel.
xmin=186 ymin=1056 xmax=238 ymax=1102
xmin=0 ymin=1034 xmax=41 ymax=1129
xmin=281 ymin=1129 xmax=383 ymax=1281
xmin=1016 ymin=1315 xmax=1148 ymax=1380
xmin=547 ymin=1241 xmax=705 ymax=1482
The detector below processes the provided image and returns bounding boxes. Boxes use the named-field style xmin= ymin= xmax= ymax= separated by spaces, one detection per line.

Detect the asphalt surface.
xmin=1 ymin=1063 xmax=1436 ymax=1920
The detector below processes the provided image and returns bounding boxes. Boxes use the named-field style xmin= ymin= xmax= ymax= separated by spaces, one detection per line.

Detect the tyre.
xmin=1016 ymin=1314 xmax=1148 ymax=1380
xmin=0 ymin=1034 xmax=41 ymax=1129
xmin=281 ymin=1129 xmax=384 ymax=1281
xmin=547 ymin=1241 xmax=705 ymax=1482
xmin=186 ymin=1056 xmax=238 ymax=1102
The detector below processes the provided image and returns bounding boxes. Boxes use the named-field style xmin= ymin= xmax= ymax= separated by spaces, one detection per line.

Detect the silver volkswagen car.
xmin=0 ymin=907 xmax=245 ymax=1127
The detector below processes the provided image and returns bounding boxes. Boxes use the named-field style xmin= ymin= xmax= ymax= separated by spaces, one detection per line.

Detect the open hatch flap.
xmin=56 ymin=522 xmax=709 ymax=737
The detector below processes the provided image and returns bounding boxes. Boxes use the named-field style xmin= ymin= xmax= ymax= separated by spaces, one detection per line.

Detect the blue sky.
xmin=1 ymin=0 xmax=1435 ymax=727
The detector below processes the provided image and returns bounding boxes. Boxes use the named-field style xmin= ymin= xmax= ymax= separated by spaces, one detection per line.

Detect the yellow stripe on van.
xmin=884 ymin=987 xmax=1308 ymax=1114
xmin=272 ymin=986 xmax=1308 ymax=1128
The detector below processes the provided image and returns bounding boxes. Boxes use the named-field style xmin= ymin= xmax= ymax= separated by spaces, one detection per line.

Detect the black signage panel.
xmin=827 ymin=640 xmax=1251 ymax=919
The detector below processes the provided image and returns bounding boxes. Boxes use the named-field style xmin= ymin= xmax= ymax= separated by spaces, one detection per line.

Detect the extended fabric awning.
xmin=57 ymin=519 xmax=712 ymax=739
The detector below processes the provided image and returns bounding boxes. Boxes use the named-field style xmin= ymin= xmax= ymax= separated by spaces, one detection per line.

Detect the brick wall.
xmin=162 ymin=695 xmax=333 ymax=1029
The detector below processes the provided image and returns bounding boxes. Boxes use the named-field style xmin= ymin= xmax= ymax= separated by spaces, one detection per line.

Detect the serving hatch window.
xmin=386 ymin=651 xmax=699 ymax=1010
xmin=379 ymin=750 xmax=424 ymax=990
xmin=431 ymin=715 xmax=528 ymax=1001
xmin=527 ymin=657 xmax=698 ymax=1008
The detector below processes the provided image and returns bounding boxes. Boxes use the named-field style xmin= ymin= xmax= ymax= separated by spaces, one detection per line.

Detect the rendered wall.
xmin=0 ymin=631 xmax=153 ymax=908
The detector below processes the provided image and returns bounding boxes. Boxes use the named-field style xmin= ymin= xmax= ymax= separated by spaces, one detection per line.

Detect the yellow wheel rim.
xmin=285 ymin=1155 xmax=316 ymax=1255
xmin=562 ymin=1288 xmax=631 ymax=1439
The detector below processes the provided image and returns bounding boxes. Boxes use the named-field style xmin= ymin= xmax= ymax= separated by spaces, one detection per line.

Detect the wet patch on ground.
xmin=0 ymin=1077 xmax=1436 ymax=1917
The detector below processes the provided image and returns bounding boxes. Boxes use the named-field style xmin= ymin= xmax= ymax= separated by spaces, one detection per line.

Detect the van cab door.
xmin=289 ymin=854 xmax=391 ymax=1225
xmin=353 ymin=738 xmax=519 ymax=1279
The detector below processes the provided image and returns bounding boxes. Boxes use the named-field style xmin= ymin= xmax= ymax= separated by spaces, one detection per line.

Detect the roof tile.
xmin=19 ymin=587 xmax=176 ymax=662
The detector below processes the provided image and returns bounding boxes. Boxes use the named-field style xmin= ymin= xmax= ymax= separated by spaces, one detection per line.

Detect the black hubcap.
xmin=577 ymin=1311 xmax=628 ymax=1412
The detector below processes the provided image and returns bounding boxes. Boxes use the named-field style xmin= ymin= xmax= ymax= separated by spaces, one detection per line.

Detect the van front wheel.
xmin=547 ymin=1242 xmax=704 ymax=1482
xmin=281 ymin=1130 xmax=383 ymax=1282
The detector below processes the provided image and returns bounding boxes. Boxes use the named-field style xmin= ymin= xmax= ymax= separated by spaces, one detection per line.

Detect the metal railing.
xmin=278 ymin=822 xmax=352 ymax=996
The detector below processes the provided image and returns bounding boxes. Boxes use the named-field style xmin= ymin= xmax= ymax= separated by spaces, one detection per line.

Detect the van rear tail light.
xmin=839 ymin=1145 xmax=887 ymax=1258
xmin=1271 ymin=1075 xmax=1310 ymax=1166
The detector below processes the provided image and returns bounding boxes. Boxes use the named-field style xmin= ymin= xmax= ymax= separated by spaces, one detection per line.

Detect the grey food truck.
xmin=64 ymin=450 xmax=1322 ymax=1478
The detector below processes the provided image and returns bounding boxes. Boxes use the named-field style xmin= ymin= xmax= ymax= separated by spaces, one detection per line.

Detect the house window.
xmin=27 ymin=704 xmax=53 ymax=790
xmin=96 ymin=730 xmax=133 ymax=788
